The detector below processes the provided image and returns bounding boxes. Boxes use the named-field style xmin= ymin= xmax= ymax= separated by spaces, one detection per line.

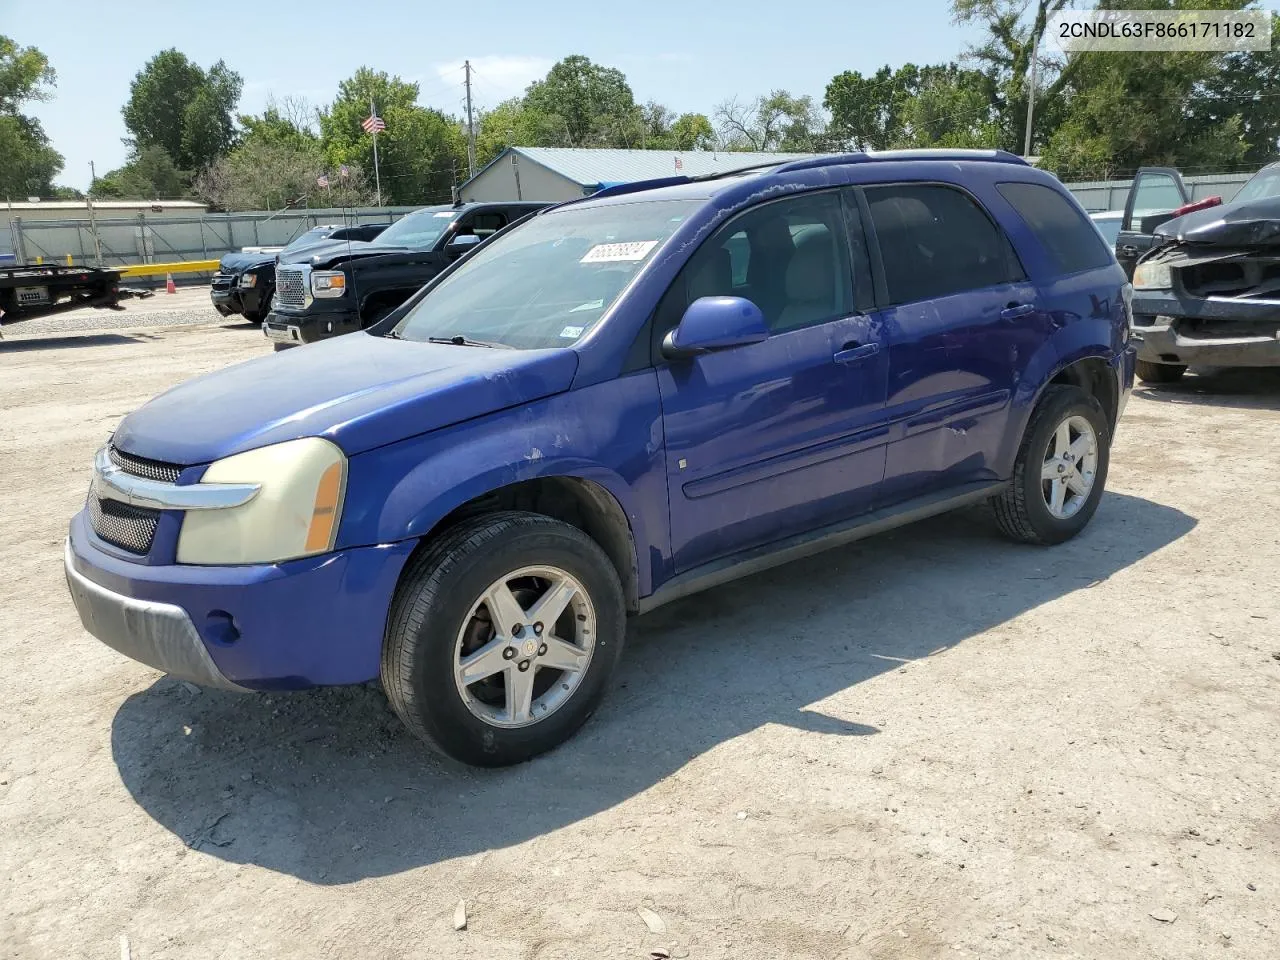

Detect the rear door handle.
xmin=834 ymin=341 xmax=880 ymax=364
xmin=1000 ymin=303 xmax=1035 ymax=321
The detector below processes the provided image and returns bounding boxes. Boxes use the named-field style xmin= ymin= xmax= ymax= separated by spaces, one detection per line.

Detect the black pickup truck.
xmin=211 ymin=222 xmax=388 ymax=324
xmin=1121 ymin=163 xmax=1280 ymax=382
xmin=263 ymin=201 xmax=547 ymax=348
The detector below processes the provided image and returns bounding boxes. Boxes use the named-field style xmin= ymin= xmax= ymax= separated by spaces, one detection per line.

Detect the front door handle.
xmin=1119 ymin=244 xmax=1139 ymax=257
xmin=1000 ymin=303 xmax=1036 ymax=322
xmin=834 ymin=341 xmax=880 ymax=364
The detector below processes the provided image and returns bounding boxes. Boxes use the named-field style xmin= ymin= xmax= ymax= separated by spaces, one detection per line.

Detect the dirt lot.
xmin=2 ymin=302 xmax=1278 ymax=960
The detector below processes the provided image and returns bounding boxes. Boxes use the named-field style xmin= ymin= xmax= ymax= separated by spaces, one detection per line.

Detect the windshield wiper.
xmin=427 ymin=335 xmax=500 ymax=348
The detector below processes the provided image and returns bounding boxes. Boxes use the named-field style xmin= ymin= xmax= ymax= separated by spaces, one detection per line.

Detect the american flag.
xmin=316 ymin=174 xmax=329 ymax=188
xmin=361 ymin=114 xmax=386 ymax=134
xmin=338 ymin=164 xmax=351 ymax=180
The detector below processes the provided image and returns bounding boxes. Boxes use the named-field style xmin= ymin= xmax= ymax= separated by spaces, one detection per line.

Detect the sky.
xmin=9 ymin=0 xmax=1280 ymax=192
xmin=3 ymin=0 xmax=1002 ymax=190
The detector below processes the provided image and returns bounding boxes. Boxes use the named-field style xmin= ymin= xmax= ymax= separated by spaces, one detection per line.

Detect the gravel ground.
xmin=2 ymin=324 xmax=1278 ymax=960
xmin=1 ymin=286 xmax=235 ymax=338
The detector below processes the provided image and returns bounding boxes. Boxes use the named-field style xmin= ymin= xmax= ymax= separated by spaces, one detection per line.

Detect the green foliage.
xmin=91 ymin=145 xmax=189 ymax=199
xmin=716 ymin=91 xmax=827 ymax=152
xmin=319 ymin=67 xmax=466 ymax=204
xmin=122 ymin=50 xmax=242 ymax=170
xmin=474 ymin=98 xmax=543 ymax=166
xmin=522 ymin=55 xmax=642 ymax=147
xmin=0 ymin=35 xmax=63 ymax=197
xmin=826 ymin=63 xmax=999 ymax=150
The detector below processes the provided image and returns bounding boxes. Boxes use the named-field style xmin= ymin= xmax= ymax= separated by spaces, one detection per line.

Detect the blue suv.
xmin=65 ymin=150 xmax=1136 ymax=766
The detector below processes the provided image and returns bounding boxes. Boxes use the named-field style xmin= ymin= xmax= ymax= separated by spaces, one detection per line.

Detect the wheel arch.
xmin=383 ymin=466 xmax=645 ymax=613
xmin=1000 ymin=338 xmax=1118 ymax=478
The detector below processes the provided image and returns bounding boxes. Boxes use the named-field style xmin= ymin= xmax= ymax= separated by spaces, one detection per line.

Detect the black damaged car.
xmin=264 ymin=201 xmax=547 ymax=348
xmin=1123 ymin=163 xmax=1280 ymax=383
xmin=211 ymin=222 xmax=389 ymax=324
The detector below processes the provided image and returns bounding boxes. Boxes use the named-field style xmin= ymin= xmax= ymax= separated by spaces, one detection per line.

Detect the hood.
xmin=111 ymin=334 xmax=580 ymax=464
xmin=281 ymin=239 xmax=416 ymax=267
xmin=1155 ymin=194 xmax=1280 ymax=247
xmin=218 ymin=250 xmax=274 ymax=273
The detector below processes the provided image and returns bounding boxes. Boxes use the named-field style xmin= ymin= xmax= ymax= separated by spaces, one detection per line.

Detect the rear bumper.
xmin=1132 ymin=292 xmax=1280 ymax=367
xmin=66 ymin=510 xmax=415 ymax=690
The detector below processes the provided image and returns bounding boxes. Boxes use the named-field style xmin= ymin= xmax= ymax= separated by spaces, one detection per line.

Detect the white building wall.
xmin=461 ymin=157 xmax=584 ymax=203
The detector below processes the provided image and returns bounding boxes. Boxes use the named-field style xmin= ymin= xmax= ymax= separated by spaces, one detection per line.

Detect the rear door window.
xmin=865 ymin=184 xmax=1020 ymax=305
xmin=997 ymin=181 xmax=1113 ymax=275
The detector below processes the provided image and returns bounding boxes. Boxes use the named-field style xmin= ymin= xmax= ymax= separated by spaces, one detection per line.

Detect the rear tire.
xmin=381 ymin=512 xmax=626 ymax=767
xmin=1135 ymin=358 xmax=1186 ymax=383
xmin=991 ymin=385 xmax=1110 ymax=545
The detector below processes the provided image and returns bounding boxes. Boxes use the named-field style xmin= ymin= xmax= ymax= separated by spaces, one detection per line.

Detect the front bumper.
xmin=66 ymin=510 xmax=415 ymax=690
xmin=264 ymin=305 xmax=362 ymax=345
xmin=210 ymin=282 xmax=242 ymax=317
xmin=1132 ymin=291 xmax=1280 ymax=367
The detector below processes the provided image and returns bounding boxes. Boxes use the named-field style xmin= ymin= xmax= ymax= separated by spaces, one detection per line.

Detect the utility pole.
xmin=86 ymin=161 xmax=103 ymax=266
xmin=464 ymin=60 xmax=477 ymax=179
xmin=1023 ymin=34 xmax=1039 ymax=159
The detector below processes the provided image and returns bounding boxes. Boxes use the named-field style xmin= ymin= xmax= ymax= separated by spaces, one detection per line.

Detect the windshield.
xmin=373 ymin=207 xmax=458 ymax=249
xmin=280 ymin=226 xmax=335 ymax=256
xmin=1231 ymin=166 xmax=1280 ymax=204
xmin=392 ymin=199 xmax=700 ymax=349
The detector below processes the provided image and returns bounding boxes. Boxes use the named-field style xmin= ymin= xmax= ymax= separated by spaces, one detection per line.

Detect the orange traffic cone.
xmin=165 ymin=273 xmax=177 ymax=294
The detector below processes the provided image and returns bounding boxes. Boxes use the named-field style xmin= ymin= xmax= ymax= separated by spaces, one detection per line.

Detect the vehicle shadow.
xmin=0 ymin=333 xmax=143 ymax=352
xmin=110 ymin=491 xmax=1194 ymax=884
xmin=1136 ymin=367 xmax=1280 ymax=411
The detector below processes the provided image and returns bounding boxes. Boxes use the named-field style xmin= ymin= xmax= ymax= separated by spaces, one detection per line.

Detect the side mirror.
xmin=661 ymin=296 xmax=768 ymax=360
xmin=446 ymin=233 xmax=482 ymax=256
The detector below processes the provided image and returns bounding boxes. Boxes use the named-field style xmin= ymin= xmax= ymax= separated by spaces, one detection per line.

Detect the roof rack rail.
xmin=772 ymin=149 xmax=1028 ymax=175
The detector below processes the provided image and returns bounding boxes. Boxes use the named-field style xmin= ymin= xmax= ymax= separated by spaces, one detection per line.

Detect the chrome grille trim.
xmin=274 ymin=264 xmax=310 ymax=309
xmin=108 ymin=445 xmax=181 ymax=484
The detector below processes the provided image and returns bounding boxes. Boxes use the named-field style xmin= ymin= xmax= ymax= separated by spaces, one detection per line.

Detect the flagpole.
xmin=370 ymin=96 xmax=382 ymax=208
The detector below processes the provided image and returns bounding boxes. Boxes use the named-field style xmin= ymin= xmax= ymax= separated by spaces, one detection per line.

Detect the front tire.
xmin=381 ymin=512 xmax=626 ymax=766
xmin=1136 ymin=358 xmax=1186 ymax=384
xmin=991 ymin=385 xmax=1110 ymax=545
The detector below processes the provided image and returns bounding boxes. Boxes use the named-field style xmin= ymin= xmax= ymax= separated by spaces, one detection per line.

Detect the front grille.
xmin=109 ymin=445 xmax=181 ymax=483
xmin=212 ymin=273 xmax=236 ymax=291
xmin=89 ymin=495 xmax=160 ymax=554
xmin=275 ymin=265 xmax=308 ymax=309
xmin=90 ymin=445 xmax=182 ymax=554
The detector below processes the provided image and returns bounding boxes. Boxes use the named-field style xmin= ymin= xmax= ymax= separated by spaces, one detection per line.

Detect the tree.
xmin=1198 ymin=11 xmax=1280 ymax=166
xmin=239 ymin=98 xmax=320 ymax=152
xmin=194 ymin=138 xmax=373 ymax=212
xmin=90 ymin=145 xmax=188 ymax=199
xmin=474 ymin=97 xmax=546 ymax=165
xmin=122 ymin=50 xmax=242 ymax=170
xmin=522 ymin=55 xmax=642 ymax=147
xmin=826 ymin=63 xmax=1000 ymax=150
xmin=715 ymin=91 xmax=827 ymax=152
xmin=635 ymin=102 xmax=716 ymax=150
xmin=320 ymin=67 xmax=466 ymax=204
xmin=0 ymin=35 xmax=63 ymax=197
xmin=951 ymin=0 xmax=1073 ymax=153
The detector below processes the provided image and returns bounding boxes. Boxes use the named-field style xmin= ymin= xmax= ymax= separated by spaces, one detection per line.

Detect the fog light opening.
xmin=206 ymin=610 xmax=241 ymax=645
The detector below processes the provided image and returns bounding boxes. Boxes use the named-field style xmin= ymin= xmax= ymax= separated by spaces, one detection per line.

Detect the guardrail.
xmin=116 ymin=260 xmax=220 ymax=279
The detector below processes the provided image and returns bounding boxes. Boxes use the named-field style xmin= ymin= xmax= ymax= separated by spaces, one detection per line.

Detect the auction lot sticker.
xmin=1046 ymin=10 xmax=1271 ymax=52
xmin=581 ymin=240 xmax=659 ymax=263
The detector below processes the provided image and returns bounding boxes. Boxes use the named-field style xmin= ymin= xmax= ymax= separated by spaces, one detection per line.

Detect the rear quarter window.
xmin=997 ymin=181 xmax=1113 ymax=275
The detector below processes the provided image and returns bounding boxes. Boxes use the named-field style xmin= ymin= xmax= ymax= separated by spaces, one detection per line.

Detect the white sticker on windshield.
xmin=433 ymin=211 xmax=454 ymax=218
xmin=559 ymin=325 xmax=585 ymax=338
xmin=570 ymin=299 xmax=603 ymax=313
xmin=580 ymin=240 xmax=658 ymax=263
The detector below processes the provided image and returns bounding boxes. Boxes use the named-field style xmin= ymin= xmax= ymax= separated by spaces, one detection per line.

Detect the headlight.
xmin=239 ymin=273 xmax=258 ymax=288
xmin=1133 ymin=260 xmax=1173 ymax=290
xmin=311 ymin=271 xmax=346 ymax=298
xmin=177 ymin=437 xmax=346 ymax=565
